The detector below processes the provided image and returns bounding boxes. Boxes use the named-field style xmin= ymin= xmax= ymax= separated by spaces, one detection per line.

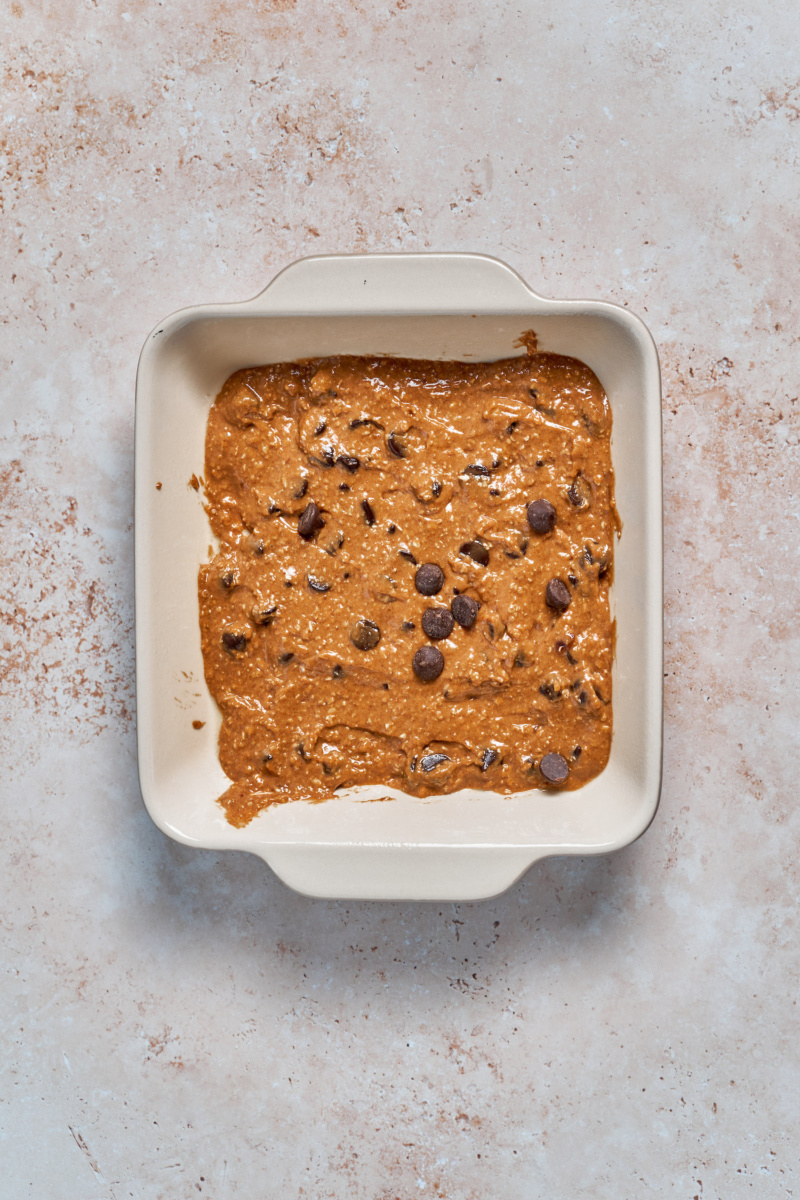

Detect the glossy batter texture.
xmin=199 ymin=352 xmax=616 ymax=826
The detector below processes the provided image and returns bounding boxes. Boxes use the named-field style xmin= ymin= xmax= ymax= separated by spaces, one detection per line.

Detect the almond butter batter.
xmin=199 ymin=351 xmax=616 ymax=826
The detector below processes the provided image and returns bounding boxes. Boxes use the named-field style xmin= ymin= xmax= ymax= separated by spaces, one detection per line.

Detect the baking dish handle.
xmin=261 ymin=845 xmax=546 ymax=902
xmin=245 ymin=252 xmax=539 ymax=315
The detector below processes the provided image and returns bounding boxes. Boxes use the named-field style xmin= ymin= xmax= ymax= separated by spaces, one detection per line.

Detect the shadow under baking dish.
xmin=135 ymin=252 xmax=663 ymax=901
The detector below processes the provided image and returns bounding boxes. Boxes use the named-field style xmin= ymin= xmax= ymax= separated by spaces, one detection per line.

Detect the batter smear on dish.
xmin=199 ymin=350 xmax=616 ymax=825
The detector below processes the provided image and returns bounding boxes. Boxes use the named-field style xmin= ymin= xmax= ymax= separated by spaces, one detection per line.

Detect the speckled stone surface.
xmin=2 ymin=3 xmax=799 ymax=1197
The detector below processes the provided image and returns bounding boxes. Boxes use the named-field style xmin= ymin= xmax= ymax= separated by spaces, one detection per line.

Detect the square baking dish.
xmin=135 ymin=253 xmax=662 ymax=901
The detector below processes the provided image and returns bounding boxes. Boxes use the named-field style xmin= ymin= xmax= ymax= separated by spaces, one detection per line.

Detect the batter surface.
xmin=198 ymin=351 xmax=616 ymax=826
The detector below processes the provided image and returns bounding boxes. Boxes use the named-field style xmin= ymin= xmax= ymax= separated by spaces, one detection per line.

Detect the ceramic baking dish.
xmin=135 ymin=253 xmax=662 ymax=901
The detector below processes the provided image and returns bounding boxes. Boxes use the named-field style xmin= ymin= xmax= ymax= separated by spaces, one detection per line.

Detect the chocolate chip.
xmin=309 ymin=447 xmax=335 ymax=469
xmin=451 ymin=594 xmax=479 ymax=628
xmin=361 ymin=498 xmax=376 ymax=526
xmin=506 ymin=421 xmax=519 ymax=435
xmin=221 ymin=630 xmax=247 ymax=651
xmin=539 ymin=681 xmax=560 ymax=700
xmin=412 ymin=645 xmax=445 ymax=681
xmin=459 ymin=541 xmax=489 ymax=566
xmin=339 ymin=482 xmax=350 ymax=491
xmin=383 ymin=682 xmax=390 ymax=690
xmin=337 ymin=454 xmax=360 ymax=472
xmin=252 ymin=605 xmax=277 ymax=626
xmin=526 ymin=498 xmax=557 ymax=534
xmin=278 ymin=651 xmax=294 ymax=663
xmin=332 ymin=665 xmax=345 ymax=679
xmin=298 ymin=501 xmax=325 ymax=540
xmin=489 ymin=488 xmax=501 ymax=496
xmin=572 ymin=745 xmax=582 ymax=760
xmin=307 ymin=575 xmax=331 ymax=593
xmin=420 ymin=752 xmax=450 ymax=772
xmin=284 ymin=580 xmax=293 ymax=587
xmin=388 ymin=523 xmax=396 ymax=533
xmin=220 ymin=570 xmax=235 ymax=589
xmin=415 ymin=563 xmax=445 ymax=595
xmin=568 ymin=573 xmax=578 ymax=586
xmin=268 ymin=503 xmax=281 ymax=514
xmin=387 ymin=432 xmax=406 ymax=458
xmin=464 ymin=464 xmax=491 ymax=477
xmin=432 ymin=481 xmax=442 ymax=497
xmin=403 ymin=621 xmax=416 ymax=631
xmin=253 ymin=542 xmax=265 ymax=556
xmin=399 ymin=548 xmax=418 ymax=565
xmin=481 ymin=748 xmax=498 ymax=771
xmin=350 ymin=417 xmax=383 ymax=429
xmin=294 ymin=478 xmax=309 ymax=499
xmin=529 ymin=387 xmax=538 ymax=399
xmin=514 ymin=651 xmax=527 ymax=668
xmin=536 ymin=458 xmax=544 ymax=467
xmin=350 ymin=618 xmax=381 ymax=651
xmin=314 ymin=421 xmax=327 ymax=436
xmin=421 ymin=607 xmax=454 ymax=640
xmin=545 ymin=578 xmax=571 ymax=612
xmin=540 ymin=752 xmax=569 ymax=784
xmin=567 ymin=475 xmax=592 ymax=509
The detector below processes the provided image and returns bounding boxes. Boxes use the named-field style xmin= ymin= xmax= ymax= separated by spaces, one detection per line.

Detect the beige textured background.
xmin=2 ymin=2 xmax=799 ymax=1197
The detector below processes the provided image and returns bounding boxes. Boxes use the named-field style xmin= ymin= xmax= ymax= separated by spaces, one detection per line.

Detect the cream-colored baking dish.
xmin=135 ymin=253 xmax=662 ymax=901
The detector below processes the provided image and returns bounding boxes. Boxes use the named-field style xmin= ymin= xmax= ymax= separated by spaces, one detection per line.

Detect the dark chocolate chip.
xmin=278 ymin=651 xmax=294 ymax=663
xmin=568 ymin=573 xmax=578 ymax=586
xmin=383 ymin=682 xmax=389 ymax=690
xmin=388 ymin=523 xmax=396 ymax=533
xmin=536 ymin=458 xmax=544 ymax=467
xmin=572 ymin=745 xmax=582 ymax=760
xmin=464 ymin=464 xmax=491 ymax=477
xmin=539 ymin=681 xmax=560 ymax=700
xmin=399 ymin=548 xmax=418 ymax=565
xmin=284 ymin=580 xmax=293 ymax=587
xmin=481 ymin=748 xmax=498 ymax=771
xmin=361 ymin=498 xmax=376 ymax=526
xmin=298 ymin=501 xmax=325 ymax=540
xmin=567 ymin=475 xmax=592 ymax=508
xmin=593 ymin=684 xmax=610 ymax=705
xmin=403 ymin=621 xmax=416 ymax=631
xmin=337 ymin=454 xmax=360 ymax=473
xmin=505 ymin=551 xmax=521 ymax=560
xmin=420 ymin=752 xmax=450 ymax=772
xmin=297 ymin=742 xmax=311 ymax=761
xmin=451 ymin=594 xmax=479 ymax=628
xmin=339 ymin=482 xmax=350 ymax=491
xmin=415 ymin=563 xmax=445 ymax=595
xmin=220 ymin=570 xmax=235 ymax=589
xmin=307 ymin=575 xmax=331 ymax=593
xmin=459 ymin=541 xmax=490 ymax=566
xmin=350 ymin=618 xmax=381 ymax=651
xmin=294 ymin=478 xmax=309 ymax=499
xmin=421 ymin=607 xmax=454 ymax=640
xmin=332 ymin=665 xmax=345 ymax=679
xmin=253 ymin=605 xmax=277 ymax=626
xmin=540 ymin=752 xmax=569 ymax=784
xmin=545 ymin=578 xmax=571 ymax=612
xmin=262 ymin=752 xmax=273 ymax=764
xmin=578 ymin=690 xmax=588 ymax=706
xmin=506 ymin=421 xmax=519 ymax=434
xmin=221 ymin=630 xmax=247 ymax=652
xmin=314 ymin=421 xmax=327 ymax=436
xmin=492 ymin=455 xmax=502 ymax=468
xmin=268 ymin=503 xmax=281 ymax=514
xmin=350 ymin=417 xmax=383 ymax=429
xmin=387 ymin=432 xmax=406 ymax=458
xmin=489 ymin=488 xmax=501 ymax=496
xmin=526 ymin=498 xmax=557 ymax=534
xmin=432 ymin=480 xmax=442 ymax=497
xmin=309 ymin=447 xmax=335 ymax=469
xmin=529 ymin=387 xmax=538 ymax=399
xmin=253 ymin=542 xmax=265 ymax=556
xmin=412 ymin=645 xmax=445 ymax=681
